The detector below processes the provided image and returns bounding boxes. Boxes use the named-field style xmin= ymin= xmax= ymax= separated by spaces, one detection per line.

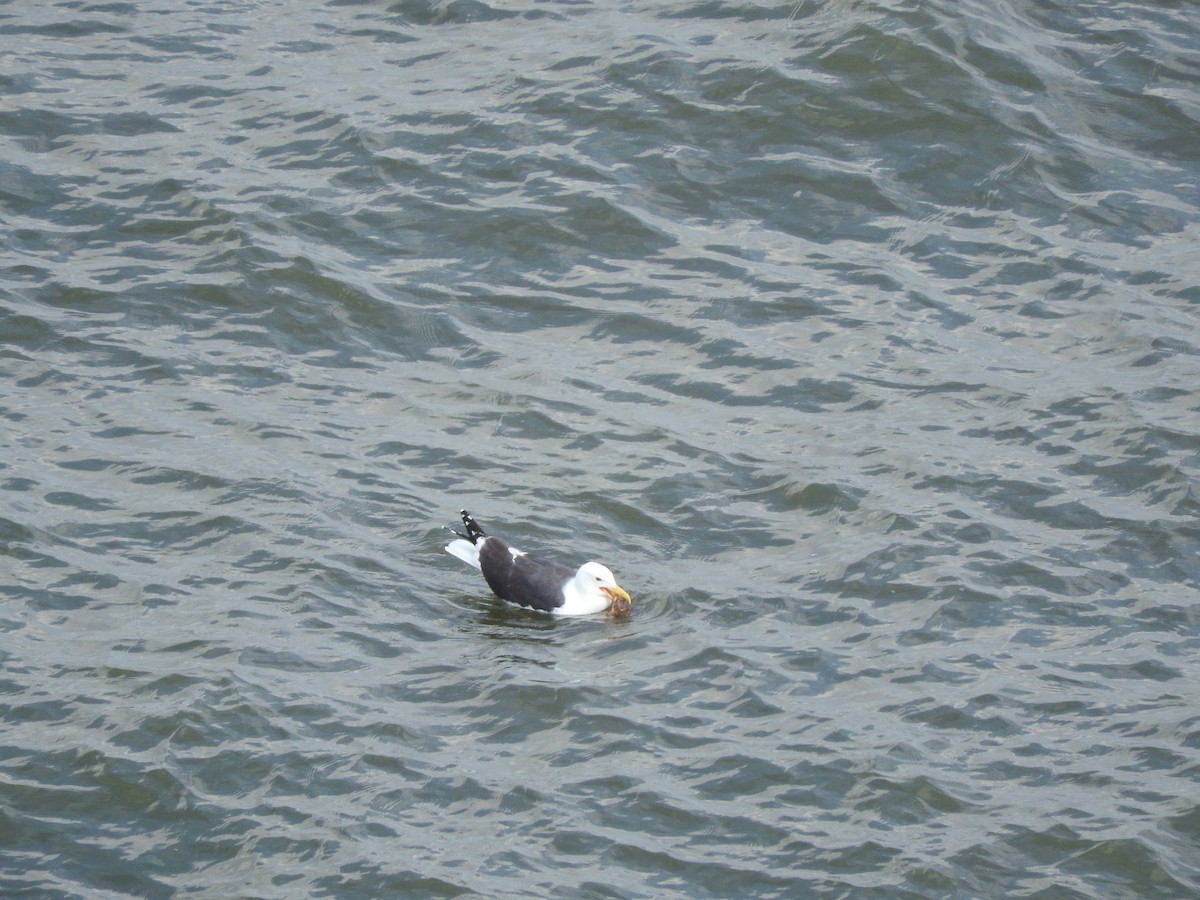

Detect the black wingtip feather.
xmin=460 ymin=510 xmax=488 ymax=543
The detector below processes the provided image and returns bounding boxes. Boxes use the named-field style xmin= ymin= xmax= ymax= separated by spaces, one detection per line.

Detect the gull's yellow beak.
xmin=602 ymin=585 xmax=632 ymax=618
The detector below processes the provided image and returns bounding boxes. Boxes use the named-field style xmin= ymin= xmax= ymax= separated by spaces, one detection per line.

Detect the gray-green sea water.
xmin=2 ymin=1 xmax=1199 ymax=896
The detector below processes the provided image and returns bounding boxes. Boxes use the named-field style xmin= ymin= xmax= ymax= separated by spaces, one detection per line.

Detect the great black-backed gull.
xmin=445 ymin=510 xmax=632 ymax=617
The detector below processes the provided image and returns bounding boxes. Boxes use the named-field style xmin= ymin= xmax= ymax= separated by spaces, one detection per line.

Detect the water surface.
xmin=2 ymin=1 xmax=1199 ymax=896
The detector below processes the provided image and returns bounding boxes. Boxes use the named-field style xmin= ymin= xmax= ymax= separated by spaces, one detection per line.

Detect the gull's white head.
xmin=573 ymin=561 xmax=632 ymax=618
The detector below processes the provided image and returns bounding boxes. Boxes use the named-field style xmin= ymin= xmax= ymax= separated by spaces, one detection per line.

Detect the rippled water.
xmin=3 ymin=0 xmax=1200 ymax=896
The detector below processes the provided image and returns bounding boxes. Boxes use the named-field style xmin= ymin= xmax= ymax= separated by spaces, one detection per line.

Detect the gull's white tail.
xmin=445 ymin=537 xmax=481 ymax=570
xmin=445 ymin=509 xmax=487 ymax=570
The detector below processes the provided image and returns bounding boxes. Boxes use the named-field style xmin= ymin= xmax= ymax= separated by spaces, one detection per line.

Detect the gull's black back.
xmin=478 ymin=536 xmax=574 ymax=612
